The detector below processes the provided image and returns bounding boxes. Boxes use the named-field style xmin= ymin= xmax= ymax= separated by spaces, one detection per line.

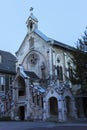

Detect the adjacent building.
xmin=0 ymin=50 xmax=16 ymax=117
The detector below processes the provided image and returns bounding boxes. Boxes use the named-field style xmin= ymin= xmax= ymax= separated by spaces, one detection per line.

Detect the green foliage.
xmin=70 ymin=28 xmax=87 ymax=93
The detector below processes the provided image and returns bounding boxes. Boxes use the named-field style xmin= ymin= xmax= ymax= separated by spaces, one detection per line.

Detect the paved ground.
xmin=0 ymin=120 xmax=87 ymax=130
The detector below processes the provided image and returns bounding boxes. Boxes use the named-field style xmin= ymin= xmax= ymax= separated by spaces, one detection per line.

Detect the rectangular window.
xmin=36 ymin=95 xmax=39 ymax=106
xmin=0 ymin=55 xmax=2 ymax=63
xmin=9 ymin=76 xmax=13 ymax=85
xmin=0 ymin=76 xmax=5 ymax=91
xmin=1 ymin=85 xmax=4 ymax=91
xmin=41 ymin=97 xmax=43 ymax=108
xmin=0 ymin=76 xmax=5 ymax=85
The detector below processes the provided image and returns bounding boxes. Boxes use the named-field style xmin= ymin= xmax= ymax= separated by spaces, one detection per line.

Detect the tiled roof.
xmin=0 ymin=50 xmax=16 ymax=74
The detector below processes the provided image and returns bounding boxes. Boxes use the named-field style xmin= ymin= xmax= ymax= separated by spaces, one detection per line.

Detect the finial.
xmin=30 ymin=7 xmax=34 ymax=14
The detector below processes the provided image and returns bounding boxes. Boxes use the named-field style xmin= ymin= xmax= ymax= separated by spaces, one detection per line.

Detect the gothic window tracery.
xmin=56 ymin=55 xmax=63 ymax=81
xmin=57 ymin=66 xmax=63 ymax=81
xmin=67 ymin=61 xmax=73 ymax=78
xmin=29 ymin=53 xmax=39 ymax=65
xmin=57 ymin=57 xmax=60 ymax=63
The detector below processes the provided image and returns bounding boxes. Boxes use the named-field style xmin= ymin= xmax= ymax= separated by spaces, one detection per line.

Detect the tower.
xmin=26 ymin=7 xmax=38 ymax=33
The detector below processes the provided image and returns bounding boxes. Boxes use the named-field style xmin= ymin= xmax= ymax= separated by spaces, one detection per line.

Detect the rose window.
xmin=29 ymin=53 xmax=38 ymax=65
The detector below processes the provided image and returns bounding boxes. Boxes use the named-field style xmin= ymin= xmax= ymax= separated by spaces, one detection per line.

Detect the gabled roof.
xmin=34 ymin=29 xmax=51 ymax=42
xmin=0 ymin=50 xmax=16 ymax=74
xmin=29 ymin=13 xmax=38 ymax=22
xmin=34 ymin=29 xmax=75 ymax=51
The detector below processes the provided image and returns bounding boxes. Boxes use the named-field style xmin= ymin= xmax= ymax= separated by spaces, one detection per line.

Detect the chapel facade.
xmin=11 ymin=12 xmax=77 ymax=121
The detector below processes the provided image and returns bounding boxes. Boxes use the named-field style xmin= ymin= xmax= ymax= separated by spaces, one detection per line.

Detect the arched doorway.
xmin=49 ymin=97 xmax=58 ymax=116
xmin=65 ymin=96 xmax=71 ymax=119
xmin=19 ymin=106 xmax=25 ymax=120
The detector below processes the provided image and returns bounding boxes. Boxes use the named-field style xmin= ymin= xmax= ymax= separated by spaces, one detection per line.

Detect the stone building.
xmin=11 ymin=12 xmax=77 ymax=121
xmin=0 ymin=50 xmax=16 ymax=117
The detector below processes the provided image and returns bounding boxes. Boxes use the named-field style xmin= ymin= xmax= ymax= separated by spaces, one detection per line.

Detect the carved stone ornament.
xmin=48 ymin=80 xmax=56 ymax=88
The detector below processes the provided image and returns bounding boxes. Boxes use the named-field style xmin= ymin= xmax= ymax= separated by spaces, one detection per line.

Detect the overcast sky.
xmin=0 ymin=0 xmax=87 ymax=55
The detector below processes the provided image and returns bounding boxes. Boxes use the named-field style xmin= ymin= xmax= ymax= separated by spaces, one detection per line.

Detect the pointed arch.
xmin=16 ymin=76 xmax=26 ymax=96
xmin=49 ymin=97 xmax=58 ymax=116
xmin=57 ymin=65 xmax=63 ymax=81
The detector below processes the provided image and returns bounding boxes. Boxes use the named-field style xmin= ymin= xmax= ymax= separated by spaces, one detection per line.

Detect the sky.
xmin=0 ymin=0 xmax=87 ymax=55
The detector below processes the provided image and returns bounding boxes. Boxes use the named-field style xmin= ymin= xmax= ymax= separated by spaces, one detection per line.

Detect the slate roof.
xmin=0 ymin=50 xmax=16 ymax=74
xmin=18 ymin=65 xmax=40 ymax=80
xmin=29 ymin=13 xmax=38 ymax=22
xmin=34 ymin=29 xmax=75 ymax=51
xmin=25 ymin=71 xmax=40 ymax=80
xmin=34 ymin=29 xmax=51 ymax=42
xmin=53 ymin=40 xmax=75 ymax=51
xmin=32 ymin=85 xmax=45 ymax=93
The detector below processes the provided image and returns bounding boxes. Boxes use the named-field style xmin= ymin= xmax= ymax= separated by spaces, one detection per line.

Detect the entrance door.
xmin=83 ymin=97 xmax=87 ymax=117
xmin=65 ymin=96 xmax=71 ymax=118
xmin=19 ymin=106 xmax=25 ymax=120
xmin=49 ymin=97 xmax=58 ymax=115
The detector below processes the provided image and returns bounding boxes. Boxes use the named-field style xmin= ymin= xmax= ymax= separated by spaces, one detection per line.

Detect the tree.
xmin=70 ymin=28 xmax=87 ymax=94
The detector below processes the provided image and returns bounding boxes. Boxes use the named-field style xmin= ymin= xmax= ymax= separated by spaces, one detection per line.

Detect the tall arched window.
xmin=57 ymin=66 xmax=63 ymax=81
xmin=67 ymin=62 xmax=73 ymax=78
xmin=18 ymin=76 xmax=26 ymax=96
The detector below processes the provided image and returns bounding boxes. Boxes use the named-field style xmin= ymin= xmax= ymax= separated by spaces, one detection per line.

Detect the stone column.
xmin=25 ymin=79 xmax=31 ymax=120
xmin=58 ymin=96 xmax=63 ymax=122
xmin=43 ymin=98 xmax=47 ymax=120
xmin=49 ymin=48 xmax=53 ymax=78
xmin=71 ymin=98 xmax=77 ymax=119
xmin=11 ymin=85 xmax=17 ymax=120
xmin=63 ymin=99 xmax=67 ymax=121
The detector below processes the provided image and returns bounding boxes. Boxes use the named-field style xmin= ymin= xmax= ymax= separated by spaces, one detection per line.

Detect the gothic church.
xmin=11 ymin=12 xmax=77 ymax=121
